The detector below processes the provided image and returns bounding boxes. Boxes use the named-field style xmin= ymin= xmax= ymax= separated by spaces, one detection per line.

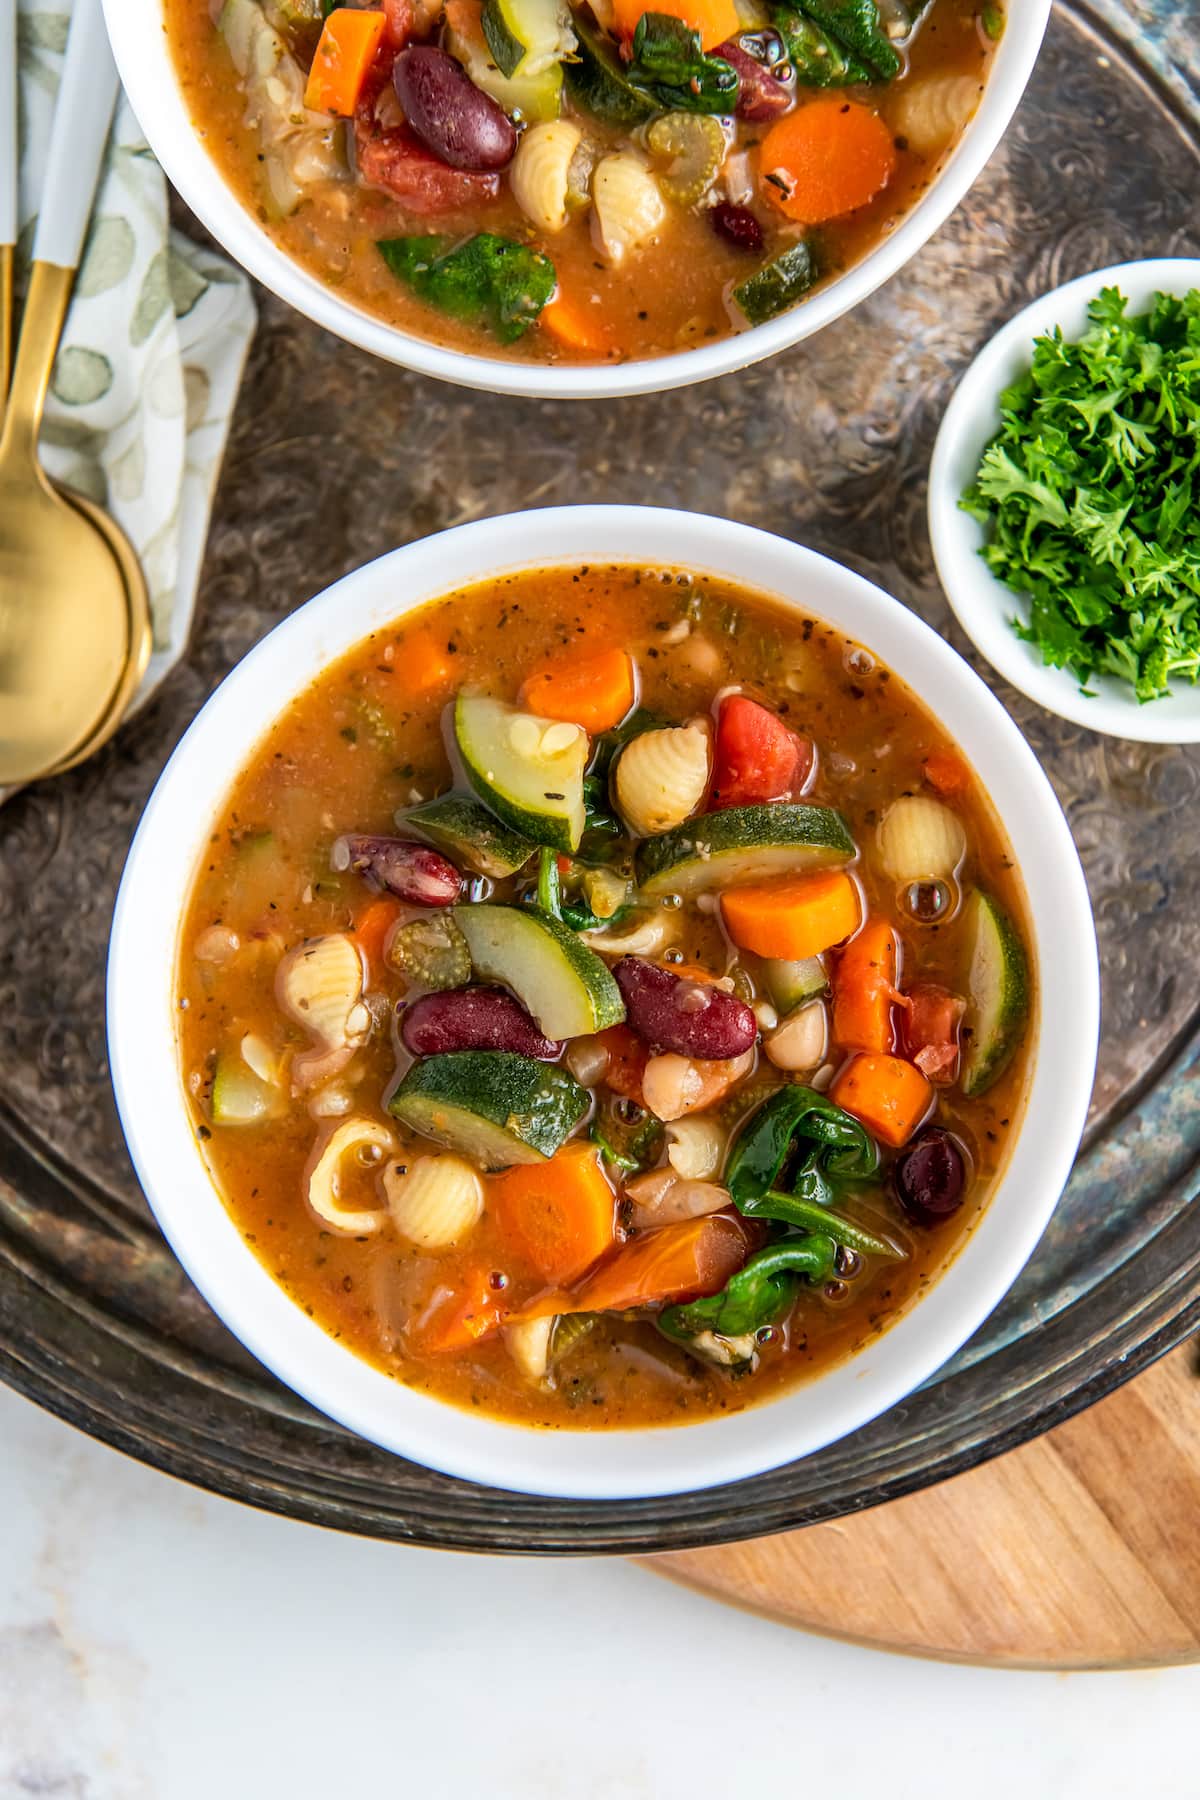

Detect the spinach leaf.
xmin=770 ymin=0 xmax=899 ymax=84
xmin=627 ymin=12 xmax=740 ymax=113
xmin=659 ymin=1233 xmax=837 ymax=1340
xmin=589 ymin=1107 xmax=664 ymax=1173
xmin=377 ymin=233 xmax=556 ymax=344
xmin=565 ymin=11 xmax=658 ymax=126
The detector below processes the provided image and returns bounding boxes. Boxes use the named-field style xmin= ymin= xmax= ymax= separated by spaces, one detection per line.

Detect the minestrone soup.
xmin=179 ymin=564 xmax=1033 ymax=1429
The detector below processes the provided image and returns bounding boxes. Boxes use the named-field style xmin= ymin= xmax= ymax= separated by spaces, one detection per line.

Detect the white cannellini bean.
xmin=384 ymin=1154 xmax=484 ymax=1251
xmin=765 ymin=1000 xmax=828 ymax=1072
xmin=565 ymin=1035 xmax=612 ymax=1086
xmin=591 ymin=151 xmax=666 ymax=266
xmin=877 ymin=795 xmax=967 ymax=884
xmin=666 ymin=1115 xmax=726 ymax=1180
xmin=194 ymin=924 xmax=241 ymax=964
xmin=503 ymin=1314 xmax=556 ymax=1384
xmin=641 ymin=1049 xmax=754 ymax=1122
xmin=510 ymin=120 xmax=583 ymax=234
xmin=306 ymin=1117 xmax=395 ymax=1235
xmin=614 ymin=721 xmax=710 ymax=837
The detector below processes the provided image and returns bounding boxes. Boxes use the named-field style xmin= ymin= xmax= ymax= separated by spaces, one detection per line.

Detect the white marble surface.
xmin=2 ymin=1377 xmax=1198 ymax=1798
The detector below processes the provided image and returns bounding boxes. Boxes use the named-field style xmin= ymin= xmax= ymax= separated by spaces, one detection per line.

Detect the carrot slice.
xmin=353 ymin=896 xmax=403 ymax=972
xmin=489 ymin=1144 xmax=618 ymax=1286
xmin=542 ymin=293 xmax=617 ymax=357
xmin=760 ymin=96 xmax=898 ymax=225
xmin=518 ymin=647 xmax=636 ymax=734
xmin=399 ymin=625 xmax=454 ymax=697
xmin=832 ymin=919 xmax=905 ymax=1055
xmin=611 ymin=0 xmax=739 ymax=49
xmin=514 ymin=1214 xmax=754 ymax=1326
xmin=721 ymin=868 xmax=861 ymax=960
xmin=830 ymin=1053 xmax=932 ymax=1149
xmin=414 ymin=1263 xmax=511 ymax=1354
xmin=922 ymin=749 xmax=970 ymax=798
xmin=304 ymin=8 xmax=387 ymax=115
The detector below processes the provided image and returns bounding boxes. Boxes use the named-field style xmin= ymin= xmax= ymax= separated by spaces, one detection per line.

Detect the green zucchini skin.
xmin=400 ymin=795 xmax=536 ymax=879
xmin=636 ymin=804 xmax=856 ymax=896
xmin=388 ymin=1051 xmax=590 ymax=1168
xmin=961 ymin=890 xmax=1030 ymax=1097
xmin=565 ymin=13 xmax=657 ymax=126
xmin=454 ymin=695 xmax=587 ymax=853
xmin=455 ymin=903 xmax=625 ymax=1038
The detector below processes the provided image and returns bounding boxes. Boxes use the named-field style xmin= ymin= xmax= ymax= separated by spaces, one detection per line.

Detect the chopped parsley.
xmin=961 ymin=286 xmax=1200 ymax=703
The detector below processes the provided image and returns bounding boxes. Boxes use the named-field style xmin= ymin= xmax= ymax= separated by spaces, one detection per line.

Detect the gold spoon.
xmin=0 ymin=0 xmax=143 ymax=787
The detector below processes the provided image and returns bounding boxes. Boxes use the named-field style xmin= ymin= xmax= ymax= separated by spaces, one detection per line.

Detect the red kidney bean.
xmin=891 ymin=1127 xmax=967 ymax=1228
xmin=710 ymin=203 xmax=764 ymax=254
xmin=613 ymin=957 xmax=758 ymax=1060
xmin=393 ymin=47 xmax=516 ymax=172
xmin=332 ymin=835 xmax=461 ymax=906
xmin=715 ymin=39 xmax=793 ymax=120
xmin=400 ymin=988 xmax=563 ymax=1059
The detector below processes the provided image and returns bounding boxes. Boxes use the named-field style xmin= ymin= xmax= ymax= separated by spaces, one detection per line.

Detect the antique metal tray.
xmin=2 ymin=0 xmax=1199 ymax=1553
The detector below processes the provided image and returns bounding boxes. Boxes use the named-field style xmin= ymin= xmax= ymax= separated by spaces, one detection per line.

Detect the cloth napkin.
xmin=15 ymin=0 xmax=257 ymax=707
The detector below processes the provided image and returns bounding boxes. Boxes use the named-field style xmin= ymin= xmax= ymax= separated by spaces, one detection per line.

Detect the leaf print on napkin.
xmin=130 ymin=249 xmax=172 ymax=346
xmin=167 ymin=247 xmax=210 ymax=319
xmin=77 ymin=216 xmax=136 ymax=298
xmin=51 ymin=347 xmax=113 ymax=405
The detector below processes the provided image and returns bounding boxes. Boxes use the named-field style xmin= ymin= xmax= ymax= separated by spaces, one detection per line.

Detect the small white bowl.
xmin=103 ymin=0 xmax=1050 ymax=398
xmin=108 ymin=507 xmax=1098 ymax=1500
xmin=929 ymin=257 xmax=1200 ymax=742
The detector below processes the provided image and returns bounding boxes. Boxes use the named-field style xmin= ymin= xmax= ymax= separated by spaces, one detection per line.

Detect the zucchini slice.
xmin=961 ymin=890 xmax=1030 ymax=1097
xmin=482 ymin=0 xmax=574 ymax=78
xmin=388 ymin=1051 xmax=589 ymax=1168
xmin=564 ymin=12 xmax=657 ymax=127
xmin=454 ymin=695 xmax=588 ymax=854
xmin=636 ymin=804 xmax=855 ymax=897
xmin=455 ymin=903 xmax=625 ymax=1038
xmin=762 ymin=954 xmax=829 ymax=1013
xmin=401 ymin=794 xmax=536 ymax=878
xmin=445 ymin=18 xmax=564 ymax=121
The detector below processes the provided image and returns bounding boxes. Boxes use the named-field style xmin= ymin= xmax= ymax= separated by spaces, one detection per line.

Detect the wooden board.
xmin=648 ymin=1343 xmax=1200 ymax=1668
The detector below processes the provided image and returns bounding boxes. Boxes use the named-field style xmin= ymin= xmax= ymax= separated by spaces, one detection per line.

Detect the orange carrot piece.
xmin=489 ymin=1144 xmax=619 ymax=1286
xmin=518 ymin=647 xmax=636 ymax=734
xmin=541 ymin=293 xmax=617 ymax=357
xmin=353 ymin=896 xmax=404 ymax=972
xmin=575 ymin=1215 xmax=752 ymax=1313
xmin=304 ymin=8 xmax=387 ymax=115
xmin=413 ymin=1264 xmax=511 ymax=1354
xmin=399 ymin=626 xmax=454 ymax=698
xmin=760 ymin=96 xmax=898 ymax=226
xmin=611 ymin=0 xmax=739 ymax=49
xmin=923 ymin=749 xmax=970 ymax=798
xmin=721 ymin=868 xmax=861 ymax=960
xmin=832 ymin=920 xmax=905 ymax=1055
xmin=830 ymin=1053 xmax=933 ymax=1149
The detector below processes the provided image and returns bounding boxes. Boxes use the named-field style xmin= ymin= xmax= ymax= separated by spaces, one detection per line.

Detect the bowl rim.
xmin=928 ymin=255 xmax=1200 ymax=743
xmin=107 ymin=505 xmax=1099 ymax=1499
xmin=103 ymin=0 xmax=1051 ymax=398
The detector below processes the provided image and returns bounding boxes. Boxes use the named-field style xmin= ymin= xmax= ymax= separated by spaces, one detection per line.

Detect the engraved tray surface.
xmin=2 ymin=1 xmax=1199 ymax=1551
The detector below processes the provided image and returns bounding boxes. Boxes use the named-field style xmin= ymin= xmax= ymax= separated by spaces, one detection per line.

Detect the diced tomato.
xmin=710 ymin=695 xmax=814 ymax=810
xmin=903 ymin=981 xmax=965 ymax=1086
xmin=922 ymin=749 xmax=970 ymax=798
xmin=594 ymin=1023 xmax=648 ymax=1105
xmin=355 ymin=123 xmax=501 ymax=214
xmin=381 ymin=0 xmax=413 ymax=49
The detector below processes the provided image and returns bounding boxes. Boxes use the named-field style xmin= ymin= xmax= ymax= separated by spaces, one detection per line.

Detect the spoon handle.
xmin=1 ymin=0 xmax=15 ymax=399
xmin=32 ymin=0 xmax=120 ymax=271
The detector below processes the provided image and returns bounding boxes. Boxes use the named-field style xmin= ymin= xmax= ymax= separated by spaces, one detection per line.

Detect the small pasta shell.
xmin=307 ymin=1117 xmax=394 ymax=1235
xmin=877 ymin=796 xmax=967 ymax=883
xmin=510 ymin=120 xmax=583 ymax=234
xmin=614 ymin=722 xmax=710 ymax=837
xmin=504 ymin=1314 xmax=556 ymax=1383
xmin=890 ymin=73 xmax=982 ymax=157
xmin=277 ymin=933 xmax=366 ymax=1050
xmin=384 ymin=1153 xmax=484 ymax=1251
xmin=665 ymin=1115 xmax=726 ymax=1180
xmin=581 ymin=907 xmax=681 ymax=959
xmin=591 ymin=152 xmax=666 ymax=267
